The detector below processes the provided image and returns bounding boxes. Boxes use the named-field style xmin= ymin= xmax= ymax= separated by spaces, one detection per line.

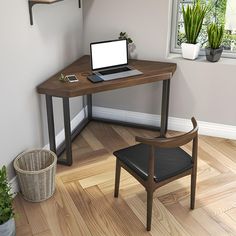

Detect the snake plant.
xmin=207 ymin=23 xmax=224 ymax=49
xmin=182 ymin=0 xmax=208 ymax=44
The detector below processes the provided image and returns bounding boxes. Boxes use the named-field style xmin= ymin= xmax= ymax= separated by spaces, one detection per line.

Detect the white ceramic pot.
xmin=128 ymin=43 xmax=136 ymax=59
xmin=181 ymin=43 xmax=201 ymax=60
xmin=0 ymin=218 xmax=16 ymax=236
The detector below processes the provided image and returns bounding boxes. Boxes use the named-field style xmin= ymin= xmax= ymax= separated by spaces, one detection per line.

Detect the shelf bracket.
xmin=28 ymin=1 xmax=37 ymax=26
xmin=28 ymin=0 xmax=81 ymax=26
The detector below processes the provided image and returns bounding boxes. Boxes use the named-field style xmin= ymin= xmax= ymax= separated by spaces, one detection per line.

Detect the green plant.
xmin=0 ymin=166 xmax=14 ymax=224
xmin=207 ymin=23 xmax=224 ymax=49
xmin=182 ymin=0 xmax=208 ymax=44
xmin=118 ymin=32 xmax=133 ymax=44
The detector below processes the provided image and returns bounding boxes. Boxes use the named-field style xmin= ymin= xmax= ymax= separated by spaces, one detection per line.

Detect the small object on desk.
xmin=87 ymin=74 xmax=104 ymax=83
xmin=58 ymin=73 xmax=69 ymax=83
xmin=58 ymin=74 xmax=79 ymax=83
xmin=66 ymin=75 xmax=79 ymax=83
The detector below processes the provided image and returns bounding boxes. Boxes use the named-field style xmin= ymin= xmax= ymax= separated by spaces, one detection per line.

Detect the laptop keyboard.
xmin=99 ymin=67 xmax=131 ymax=75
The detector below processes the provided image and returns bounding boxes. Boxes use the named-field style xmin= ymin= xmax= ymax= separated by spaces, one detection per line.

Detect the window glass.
xmin=173 ymin=0 xmax=236 ymax=55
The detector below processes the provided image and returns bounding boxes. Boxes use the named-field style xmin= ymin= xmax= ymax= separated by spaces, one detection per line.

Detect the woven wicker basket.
xmin=13 ymin=149 xmax=57 ymax=202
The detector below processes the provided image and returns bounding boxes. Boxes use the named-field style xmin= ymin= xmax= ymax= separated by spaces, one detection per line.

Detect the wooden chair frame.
xmin=114 ymin=117 xmax=198 ymax=231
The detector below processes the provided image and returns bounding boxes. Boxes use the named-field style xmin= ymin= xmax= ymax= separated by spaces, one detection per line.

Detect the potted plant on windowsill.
xmin=181 ymin=0 xmax=208 ymax=60
xmin=0 ymin=166 xmax=15 ymax=236
xmin=206 ymin=23 xmax=224 ymax=62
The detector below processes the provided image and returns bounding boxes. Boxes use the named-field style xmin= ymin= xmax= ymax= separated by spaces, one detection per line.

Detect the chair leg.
xmin=114 ymin=159 xmax=121 ymax=198
xmin=190 ymin=169 xmax=197 ymax=209
xmin=146 ymin=190 xmax=153 ymax=231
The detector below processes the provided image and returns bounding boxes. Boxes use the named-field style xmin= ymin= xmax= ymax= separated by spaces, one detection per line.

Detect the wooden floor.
xmin=13 ymin=121 xmax=236 ymax=236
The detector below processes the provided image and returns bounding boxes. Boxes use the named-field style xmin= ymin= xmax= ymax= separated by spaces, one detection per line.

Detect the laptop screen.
xmin=90 ymin=39 xmax=128 ymax=71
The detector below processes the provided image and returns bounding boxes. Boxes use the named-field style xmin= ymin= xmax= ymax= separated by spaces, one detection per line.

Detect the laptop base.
xmin=95 ymin=69 xmax=143 ymax=81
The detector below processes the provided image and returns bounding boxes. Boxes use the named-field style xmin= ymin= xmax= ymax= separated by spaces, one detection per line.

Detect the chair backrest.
xmin=135 ymin=117 xmax=198 ymax=148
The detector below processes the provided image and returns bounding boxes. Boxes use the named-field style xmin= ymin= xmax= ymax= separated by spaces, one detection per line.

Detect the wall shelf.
xmin=28 ymin=0 xmax=81 ymax=25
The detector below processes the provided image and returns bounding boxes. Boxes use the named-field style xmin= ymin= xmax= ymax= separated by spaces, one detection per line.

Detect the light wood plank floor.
xmin=13 ymin=121 xmax=236 ymax=236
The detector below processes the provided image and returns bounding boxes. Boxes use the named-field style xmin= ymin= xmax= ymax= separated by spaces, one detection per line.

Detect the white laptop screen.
xmin=90 ymin=39 xmax=128 ymax=71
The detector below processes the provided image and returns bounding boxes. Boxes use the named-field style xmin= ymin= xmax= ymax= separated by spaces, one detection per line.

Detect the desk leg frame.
xmin=46 ymin=95 xmax=56 ymax=154
xmin=87 ymin=94 xmax=92 ymax=120
xmin=160 ymin=79 xmax=170 ymax=137
xmin=45 ymin=95 xmax=91 ymax=166
xmin=45 ymin=79 xmax=170 ymax=166
xmin=60 ymin=97 xmax=72 ymax=166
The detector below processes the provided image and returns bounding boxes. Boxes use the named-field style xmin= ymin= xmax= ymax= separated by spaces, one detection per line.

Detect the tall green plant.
xmin=182 ymin=0 xmax=208 ymax=44
xmin=207 ymin=23 xmax=224 ymax=49
xmin=0 ymin=166 xmax=14 ymax=224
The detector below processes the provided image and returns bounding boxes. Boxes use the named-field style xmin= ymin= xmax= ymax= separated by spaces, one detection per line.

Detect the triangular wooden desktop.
xmin=37 ymin=55 xmax=177 ymax=165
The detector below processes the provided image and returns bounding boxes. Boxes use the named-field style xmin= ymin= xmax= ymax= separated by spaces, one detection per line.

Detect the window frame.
xmin=170 ymin=0 xmax=236 ymax=59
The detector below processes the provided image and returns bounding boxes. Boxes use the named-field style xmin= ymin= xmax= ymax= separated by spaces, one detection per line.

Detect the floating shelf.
xmin=28 ymin=0 xmax=81 ymax=25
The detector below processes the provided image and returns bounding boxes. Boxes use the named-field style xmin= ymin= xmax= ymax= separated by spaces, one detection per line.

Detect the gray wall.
xmin=1 ymin=0 xmax=236 ymax=179
xmin=83 ymin=0 xmax=236 ymax=126
xmin=0 ymin=0 xmax=83 ymax=178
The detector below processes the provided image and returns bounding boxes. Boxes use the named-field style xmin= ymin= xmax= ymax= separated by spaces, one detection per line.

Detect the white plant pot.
xmin=181 ymin=43 xmax=201 ymax=60
xmin=0 ymin=218 xmax=16 ymax=236
xmin=128 ymin=43 xmax=136 ymax=59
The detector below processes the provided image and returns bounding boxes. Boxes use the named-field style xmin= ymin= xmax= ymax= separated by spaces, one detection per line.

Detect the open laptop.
xmin=90 ymin=39 xmax=143 ymax=81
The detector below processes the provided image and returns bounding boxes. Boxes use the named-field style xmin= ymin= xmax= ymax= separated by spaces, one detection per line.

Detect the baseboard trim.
xmin=93 ymin=106 xmax=236 ymax=140
xmin=43 ymin=106 xmax=88 ymax=150
xmin=11 ymin=105 xmax=235 ymax=194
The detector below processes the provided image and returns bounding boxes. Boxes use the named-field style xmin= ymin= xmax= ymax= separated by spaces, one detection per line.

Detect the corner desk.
xmin=37 ymin=55 xmax=177 ymax=166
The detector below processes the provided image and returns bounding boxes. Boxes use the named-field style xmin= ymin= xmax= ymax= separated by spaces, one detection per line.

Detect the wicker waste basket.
xmin=13 ymin=149 xmax=57 ymax=202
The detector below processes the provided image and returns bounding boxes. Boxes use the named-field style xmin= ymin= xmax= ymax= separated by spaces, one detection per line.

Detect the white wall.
xmin=0 ymin=0 xmax=83 ymax=178
xmin=83 ymin=0 xmax=236 ymax=126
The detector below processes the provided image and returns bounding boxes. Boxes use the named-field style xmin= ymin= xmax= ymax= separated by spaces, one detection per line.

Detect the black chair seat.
xmin=113 ymin=143 xmax=193 ymax=182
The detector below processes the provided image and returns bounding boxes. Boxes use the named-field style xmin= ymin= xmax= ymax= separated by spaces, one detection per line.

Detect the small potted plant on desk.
xmin=181 ymin=0 xmax=208 ymax=60
xmin=206 ymin=23 xmax=224 ymax=62
xmin=0 ymin=166 xmax=15 ymax=236
xmin=118 ymin=32 xmax=135 ymax=58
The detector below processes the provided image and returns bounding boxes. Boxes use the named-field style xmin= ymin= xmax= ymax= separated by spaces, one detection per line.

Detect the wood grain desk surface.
xmin=37 ymin=55 xmax=177 ymax=97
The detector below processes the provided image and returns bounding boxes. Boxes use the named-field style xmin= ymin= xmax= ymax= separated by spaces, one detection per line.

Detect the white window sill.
xmin=167 ymin=53 xmax=236 ymax=66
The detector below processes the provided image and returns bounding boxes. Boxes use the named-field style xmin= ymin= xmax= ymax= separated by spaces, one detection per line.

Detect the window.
xmin=171 ymin=0 xmax=236 ymax=57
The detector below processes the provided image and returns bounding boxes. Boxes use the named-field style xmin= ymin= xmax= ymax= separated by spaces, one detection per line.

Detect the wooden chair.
xmin=113 ymin=117 xmax=198 ymax=231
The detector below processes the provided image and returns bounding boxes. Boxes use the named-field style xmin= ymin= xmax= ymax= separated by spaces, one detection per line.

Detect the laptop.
xmin=90 ymin=39 xmax=143 ymax=81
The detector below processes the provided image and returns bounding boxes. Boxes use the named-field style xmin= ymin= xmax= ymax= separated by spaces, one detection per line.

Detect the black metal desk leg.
xmin=87 ymin=94 xmax=92 ymax=120
xmin=160 ymin=79 xmax=170 ymax=137
xmin=63 ymin=97 xmax=73 ymax=166
xmin=46 ymin=95 xmax=56 ymax=153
